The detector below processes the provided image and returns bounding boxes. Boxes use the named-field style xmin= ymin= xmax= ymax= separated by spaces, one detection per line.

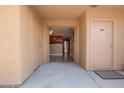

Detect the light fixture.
xmin=50 ymin=29 xmax=53 ymax=35
xmin=49 ymin=28 xmax=57 ymax=35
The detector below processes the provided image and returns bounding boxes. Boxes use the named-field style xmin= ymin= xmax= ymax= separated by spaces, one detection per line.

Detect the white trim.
xmin=90 ymin=18 xmax=117 ymax=70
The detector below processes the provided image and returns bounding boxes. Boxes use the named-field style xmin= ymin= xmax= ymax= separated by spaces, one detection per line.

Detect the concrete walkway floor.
xmin=21 ymin=62 xmax=124 ymax=88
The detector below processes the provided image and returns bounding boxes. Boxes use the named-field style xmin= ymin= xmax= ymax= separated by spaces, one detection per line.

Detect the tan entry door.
xmin=91 ymin=21 xmax=113 ymax=70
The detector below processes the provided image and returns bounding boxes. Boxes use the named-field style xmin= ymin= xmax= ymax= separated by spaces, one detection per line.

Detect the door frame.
xmin=90 ymin=19 xmax=117 ymax=70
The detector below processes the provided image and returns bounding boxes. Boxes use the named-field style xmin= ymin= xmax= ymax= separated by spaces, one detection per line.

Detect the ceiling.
xmin=30 ymin=5 xmax=124 ymax=20
xmin=31 ymin=5 xmax=89 ymax=20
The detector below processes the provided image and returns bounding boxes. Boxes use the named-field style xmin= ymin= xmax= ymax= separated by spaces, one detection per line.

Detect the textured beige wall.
xmin=0 ymin=5 xmax=43 ymax=86
xmin=86 ymin=9 xmax=124 ymax=70
xmin=79 ymin=13 xmax=87 ymax=69
xmin=41 ymin=23 xmax=49 ymax=63
xmin=20 ymin=6 xmax=43 ymax=83
xmin=0 ymin=6 xmax=21 ymax=85
xmin=20 ymin=6 xmax=32 ymax=83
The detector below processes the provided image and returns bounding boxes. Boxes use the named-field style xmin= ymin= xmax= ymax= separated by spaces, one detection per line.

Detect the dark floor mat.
xmin=94 ymin=70 xmax=124 ymax=79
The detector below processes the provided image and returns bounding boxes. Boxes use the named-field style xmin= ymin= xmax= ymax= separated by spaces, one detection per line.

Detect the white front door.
xmin=91 ymin=21 xmax=113 ymax=70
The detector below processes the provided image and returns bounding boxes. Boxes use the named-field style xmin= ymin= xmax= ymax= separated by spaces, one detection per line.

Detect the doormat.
xmin=94 ymin=70 xmax=124 ymax=79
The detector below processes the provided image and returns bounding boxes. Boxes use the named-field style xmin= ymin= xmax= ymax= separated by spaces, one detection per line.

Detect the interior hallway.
xmin=21 ymin=63 xmax=124 ymax=88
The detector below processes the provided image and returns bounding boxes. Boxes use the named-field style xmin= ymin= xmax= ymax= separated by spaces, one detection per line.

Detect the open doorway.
xmin=49 ymin=27 xmax=74 ymax=62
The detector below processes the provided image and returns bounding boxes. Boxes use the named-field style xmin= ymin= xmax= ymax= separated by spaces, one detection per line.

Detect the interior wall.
xmin=86 ymin=9 xmax=124 ymax=70
xmin=79 ymin=12 xmax=87 ymax=69
xmin=20 ymin=6 xmax=43 ymax=84
xmin=0 ymin=6 xmax=21 ymax=85
xmin=43 ymin=20 xmax=80 ymax=63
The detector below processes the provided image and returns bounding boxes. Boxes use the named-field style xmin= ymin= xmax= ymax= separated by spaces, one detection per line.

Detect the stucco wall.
xmin=20 ymin=6 xmax=43 ymax=84
xmin=0 ymin=5 xmax=43 ymax=86
xmin=79 ymin=13 xmax=87 ymax=69
xmin=0 ymin=6 xmax=21 ymax=85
